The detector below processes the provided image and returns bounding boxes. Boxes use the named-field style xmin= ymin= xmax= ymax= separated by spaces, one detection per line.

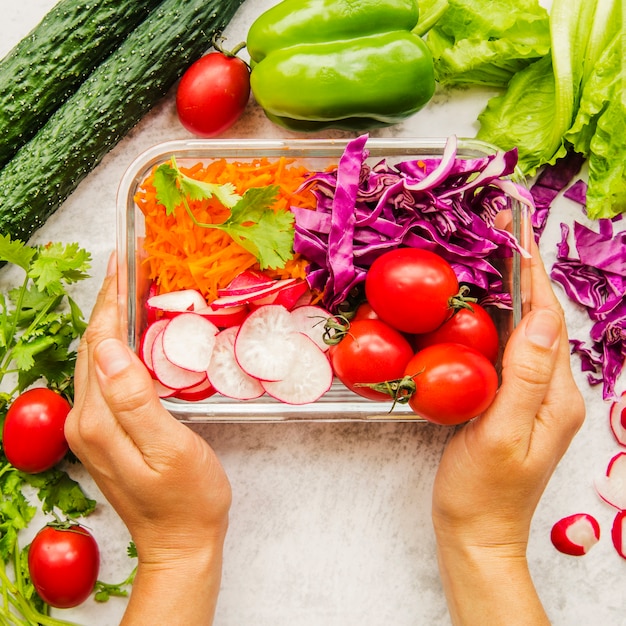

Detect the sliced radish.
xmin=611 ymin=510 xmax=626 ymax=559
xmin=249 ymin=280 xmax=309 ymax=311
xmin=550 ymin=513 xmax=600 ymax=556
xmin=195 ymin=303 xmax=249 ymax=328
xmin=261 ymin=333 xmax=333 ymax=405
xmin=139 ymin=319 xmax=170 ymax=372
xmin=161 ymin=313 xmax=218 ymax=373
xmin=153 ymin=378 xmax=178 ymax=398
xmin=218 ymin=270 xmax=276 ymax=296
xmin=290 ymin=305 xmax=332 ymax=352
xmin=151 ymin=331 xmax=207 ymax=390
xmin=609 ymin=391 xmax=626 ymax=446
xmin=207 ymin=327 xmax=265 ymax=400
xmin=234 ymin=304 xmax=298 ymax=381
xmin=210 ymin=278 xmax=298 ymax=309
xmin=147 ymin=289 xmax=206 ymax=314
xmin=594 ymin=451 xmax=626 ymax=510
xmin=173 ymin=377 xmax=217 ymax=401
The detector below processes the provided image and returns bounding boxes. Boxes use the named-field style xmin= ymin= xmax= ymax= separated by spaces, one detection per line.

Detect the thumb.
xmin=93 ymin=337 xmax=178 ymax=449
xmin=488 ymin=308 xmax=562 ymax=427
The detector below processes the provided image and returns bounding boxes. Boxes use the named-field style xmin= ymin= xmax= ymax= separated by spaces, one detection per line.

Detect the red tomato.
xmin=404 ymin=343 xmax=498 ymax=425
xmin=365 ymin=248 xmax=459 ymax=334
xmin=352 ymin=302 xmax=379 ymax=322
xmin=28 ymin=524 xmax=100 ymax=609
xmin=329 ymin=319 xmax=414 ymax=401
xmin=176 ymin=52 xmax=250 ymax=138
xmin=3 ymin=388 xmax=71 ymax=473
xmin=413 ymin=303 xmax=500 ymax=364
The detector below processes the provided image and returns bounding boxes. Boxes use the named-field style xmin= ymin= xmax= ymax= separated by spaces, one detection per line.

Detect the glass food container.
xmin=117 ymin=137 xmax=532 ymax=423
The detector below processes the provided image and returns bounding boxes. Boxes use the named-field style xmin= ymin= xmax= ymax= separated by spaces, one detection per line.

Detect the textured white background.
xmin=2 ymin=1 xmax=625 ymax=624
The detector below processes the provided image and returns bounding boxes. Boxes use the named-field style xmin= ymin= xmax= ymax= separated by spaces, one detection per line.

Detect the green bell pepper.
xmin=247 ymin=0 xmax=435 ymax=131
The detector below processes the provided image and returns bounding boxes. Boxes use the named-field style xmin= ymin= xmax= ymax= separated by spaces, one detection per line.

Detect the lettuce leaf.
xmin=424 ymin=0 xmax=550 ymax=86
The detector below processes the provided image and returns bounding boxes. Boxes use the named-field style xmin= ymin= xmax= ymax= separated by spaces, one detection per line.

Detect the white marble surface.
xmin=2 ymin=2 xmax=625 ymax=624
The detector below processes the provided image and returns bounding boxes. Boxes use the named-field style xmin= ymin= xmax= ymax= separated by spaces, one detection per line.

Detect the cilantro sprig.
xmin=153 ymin=156 xmax=296 ymax=269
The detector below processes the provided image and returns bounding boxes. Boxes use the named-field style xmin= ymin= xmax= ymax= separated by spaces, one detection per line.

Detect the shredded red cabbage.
xmin=292 ymin=134 xmax=533 ymax=312
xmin=550 ymin=218 xmax=625 ymax=400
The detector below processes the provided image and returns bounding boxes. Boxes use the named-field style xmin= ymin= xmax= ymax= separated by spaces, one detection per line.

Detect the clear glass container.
xmin=117 ymin=137 xmax=532 ymax=422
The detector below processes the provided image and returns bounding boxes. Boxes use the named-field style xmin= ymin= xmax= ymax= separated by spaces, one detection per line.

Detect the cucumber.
xmin=0 ymin=0 xmax=164 ymax=169
xmin=0 ymin=0 xmax=245 ymax=244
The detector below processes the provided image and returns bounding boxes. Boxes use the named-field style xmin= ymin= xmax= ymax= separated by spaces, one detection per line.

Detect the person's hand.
xmin=65 ymin=256 xmax=231 ymax=625
xmin=431 ymin=241 xmax=585 ymax=625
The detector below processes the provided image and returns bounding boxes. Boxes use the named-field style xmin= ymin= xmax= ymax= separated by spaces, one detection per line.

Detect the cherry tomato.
xmin=3 ymin=388 xmax=71 ymax=473
xmin=28 ymin=524 xmax=100 ymax=609
xmin=413 ymin=303 xmax=500 ymax=364
xmin=352 ymin=302 xmax=379 ymax=322
xmin=329 ymin=319 xmax=414 ymax=401
xmin=365 ymin=248 xmax=459 ymax=334
xmin=176 ymin=51 xmax=250 ymax=138
xmin=403 ymin=343 xmax=498 ymax=425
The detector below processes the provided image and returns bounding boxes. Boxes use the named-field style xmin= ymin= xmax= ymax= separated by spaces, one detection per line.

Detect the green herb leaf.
xmin=0 ymin=234 xmax=35 ymax=271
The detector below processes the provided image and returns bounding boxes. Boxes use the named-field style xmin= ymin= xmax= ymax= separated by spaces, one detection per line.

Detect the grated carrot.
xmin=134 ymin=157 xmax=320 ymax=303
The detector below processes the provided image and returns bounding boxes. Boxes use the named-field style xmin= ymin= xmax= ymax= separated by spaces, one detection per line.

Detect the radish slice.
xmin=147 ymin=289 xmax=206 ymax=313
xmin=261 ymin=333 xmax=333 ymax=405
xmin=234 ymin=305 xmax=298 ymax=381
xmin=611 ymin=510 xmax=626 ymax=559
xmin=195 ymin=304 xmax=249 ymax=328
xmin=550 ymin=513 xmax=600 ymax=556
xmin=609 ymin=391 xmax=626 ymax=446
xmin=594 ymin=451 xmax=626 ymax=510
xmin=210 ymin=278 xmax=297 ymax=309
xmin=173 ymin=377 xmax=216 ymax=401
xmin=153 ymin=378 xmax=177 ymax=398
xmin=151 ymin=331 xmax=207 ymax=390
xmin=249 ymin=280 xmax=308 ymax=311
xmin=218 ymin=270 xmax=276 ymax=296
xmin=207 ymin=327 xmax=265 ymax=400
xmin=290 ymin=305 xmax=332 ymax=352
xmin=161 ymin=312 xmax=218 ymax=372
xmin=139 ymin=319 xmax=169 ymax=372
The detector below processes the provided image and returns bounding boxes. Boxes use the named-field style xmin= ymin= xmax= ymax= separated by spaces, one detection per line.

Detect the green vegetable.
xmin=247 ymin=0 xmax=435 ymax=131
xmin=423 ymin=0 xmax=551 ymax=86
xmin=475 ymin=0 xmax=624 ymax=218
xmin=154 ymin=158 xmax=295 ymax=270
xmin=0 ymin=0 xmax=245 ymax=244
xmin=0 ymin=0 xmax=163 ymax=170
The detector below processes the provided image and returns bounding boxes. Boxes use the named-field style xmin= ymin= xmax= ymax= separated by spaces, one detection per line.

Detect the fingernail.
xmin=525 ymin=309 xmax=561 ymax=349
xmin=106 ymin=251 xmax=117 ymax=276
xmin=95 ymin=338 xmax=132 ymax=378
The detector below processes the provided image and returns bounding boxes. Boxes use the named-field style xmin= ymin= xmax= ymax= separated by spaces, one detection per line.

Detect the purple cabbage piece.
xmin=292 ymin=134 xmax=533 ymax=312
xmin=550 ymin=218 xmax=625 ymax=400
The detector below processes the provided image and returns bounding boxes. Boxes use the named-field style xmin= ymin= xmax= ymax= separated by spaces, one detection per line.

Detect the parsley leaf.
xmin=153 ymin=157 xmax=296 ymax=269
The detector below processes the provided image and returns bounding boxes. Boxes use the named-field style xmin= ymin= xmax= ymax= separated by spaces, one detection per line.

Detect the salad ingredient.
xmin=3 ymin=387 xmax=71 ymax=474
xmin=210 ymin=278 xmax=301 ymax=309
xmin=424 ymin=0 xmax=551 ymax=87
xmin=475 ymin=0 xmax=624 ymax=218
xmin=398 ymin=343 xmax=497 ymax=424
xmin=290 ymin=305 xmax=332 ymax=352
xmin=219 ymin=270 xmax=277 ymax=296
xmin=412 ymin=302 xmax=500 ymax=364
xmin=195 ymin=303 xmax=249 ymax=329
xmin=176 ymin=47 xmax=250 ymax=138
xmin=365 ymin=247 xmax=461 ymax=334
xmin=248 ymin=0 xmax=435 ymax=131
xmin=207 ymin=326 xmax=265 ymax=400
xmin=234 ymin=305 xmax=298 ymax=381
xmin=550 ymin=218 xmax=625 ymax=400
xmin=329 ymin=319 xmax=414 ymax=402
xmin=147 ymin=289 xmax=207 ymax=315
xmin=261 ymin=333 xmax=333 ymax=405
xmin=140 ymin=319 xmax=169 ymax=374
xmin=161 ymin=313 xmax=218 ymax=373
xmin=0 ymin=0 xmax=246 ymax=244
xmin=550 ymin=513 xmax=601 ymax=556
xmin=609 ymin=392 xmax=626 ymax=447
xmin=293 ymin=134 xmax=532 ymax=313
xmin=611 ymin=510 xmax=626 ymax=560
xmin=28 ymin=523 xmax=100 ymax=609
xmin=594 ymin=452 xmax=626 ymax=511
xmin=137 ymin=156 xmax=316 ymax=303
xmin=150 ymin=327 xmax=208 ymax=391
xmin=173 ymin=378 xmax=216 ymax=402
xmin=154 ymin=157 xmax=294 ymax=271
xmin=0 ymin=0 xmax=162 ymax=169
